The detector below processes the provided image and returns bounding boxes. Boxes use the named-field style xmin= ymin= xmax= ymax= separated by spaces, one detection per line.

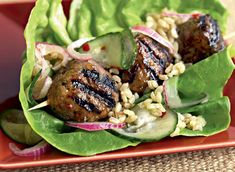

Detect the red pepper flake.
xmin=192 ymin=13 xmax=200 ymax=19
xmin=66 ymin=104 xmax=73 ymax=109
xmin=74 ymin=113 xmax=81 ymax=117
xmin=162 ymin=111 xmax=167 ymax=117
xmin=82 ymin=43 xmax=90 ymax=52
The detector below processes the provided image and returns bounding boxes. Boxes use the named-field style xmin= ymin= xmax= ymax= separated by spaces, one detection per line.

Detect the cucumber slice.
xmin=26 ymin=69 xmax=42 ymax=106
xmin=79 ymin=29 xmax=136 ymax=70
xmin=112 ymin=107 xmax=177 ymax=141
xmin=0 ymin=109 xmax=42 ymax=145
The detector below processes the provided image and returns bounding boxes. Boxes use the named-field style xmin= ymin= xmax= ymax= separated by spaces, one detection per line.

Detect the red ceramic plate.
xmin=0 ymin=1 xmax=235 ymax=170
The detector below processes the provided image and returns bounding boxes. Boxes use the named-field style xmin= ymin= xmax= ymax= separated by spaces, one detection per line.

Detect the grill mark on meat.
xmin=199 ymin=15 xmax=222 ymax=49
xmin=123 ymin=34 xmax=172 ymax=94
xmin=72 ymin=96 xmax=101 ymax=113
xmin=47 ymin=61 xmax=119 ymax=122
xmin=71 ymin=79 xmax=116 ymax=108
xmin=139 ymin=37 xmax=169 ymax=68
xmin=177 ymin=14 xmax=225 ymax=63
xmin=76 ymin=70 xmax=118 ymax=99
xmin=82 ymin=69 xmax=117 ymax=92
xmin=137 ymin=40 xmax=163 ymax=80
xmin=100 ymin=76 xmax=118 ymax=92
xmin=140 ymin=41 xmax=159 ymax=64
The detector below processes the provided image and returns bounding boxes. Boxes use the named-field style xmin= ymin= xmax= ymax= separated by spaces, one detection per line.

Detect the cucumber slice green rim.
xmin=111 ymin=107 xmax=178 ymax=142
xmin=0 ymin=109 xmax=42 ymax=145
xmin=26 ymin=69 xmax=42 ymax=106
xmin=79 ymin=29 xmax=136 ymax=70
xmin=120 ymin=29 xmax=137 ymax=70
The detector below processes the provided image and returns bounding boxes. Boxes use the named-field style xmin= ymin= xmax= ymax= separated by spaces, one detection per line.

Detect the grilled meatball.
xmin=177 ymin=14 xmax=225 ymax=63
xmin=122 ymin=34 xmax=173 ymax=94
xmin=47 ymin=60 xmax=119 ymax=122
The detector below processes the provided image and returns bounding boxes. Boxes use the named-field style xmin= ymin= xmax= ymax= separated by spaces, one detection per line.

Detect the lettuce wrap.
xmin=19 ymin=0 xmax=234 ymax=156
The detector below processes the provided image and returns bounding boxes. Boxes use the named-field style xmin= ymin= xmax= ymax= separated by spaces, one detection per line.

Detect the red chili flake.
xmin=74 ymin=113 xmax=81 ymax=117
xmin=101 ymin=46 xmax=106 ymax=51
xmin=192 ymin=13 xmax=200 ymax=19
xmin=82 ymin=43 xmax=90 ymax=52
xmin=66 ymin=104 xmax=73 ymax=109
xmin=162 ymin=111 xmax=167 ymax=117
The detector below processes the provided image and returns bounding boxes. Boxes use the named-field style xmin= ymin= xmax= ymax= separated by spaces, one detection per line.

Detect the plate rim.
xmin=1 ymin=127 xmax=235 ymax=169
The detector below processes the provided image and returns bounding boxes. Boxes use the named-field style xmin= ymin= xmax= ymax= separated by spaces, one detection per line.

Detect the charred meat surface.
xmin=122 ymin=34 xmax=173 ymax=94
xmin=47 ymin=61 xmax=119 ymax=122
xmin=177 ymin=14 xmax=225 ymax=63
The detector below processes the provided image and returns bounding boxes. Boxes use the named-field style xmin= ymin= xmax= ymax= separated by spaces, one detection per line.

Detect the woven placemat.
xmin=2 ymin=147 xmax=235 ymax=172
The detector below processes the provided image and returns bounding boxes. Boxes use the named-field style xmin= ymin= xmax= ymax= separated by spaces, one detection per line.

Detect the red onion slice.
xmin=67 ymin=38 xmax=106 ymax=74
xmin=34 ymin=46 xmax=50 ymax=76
xmin=36 ymin=42 xmax=68 ymax=57
xmin=65 ymin=121 xmax=126 ymax=131
xmin=9 ymin=140 xmax=51 ymax=157
xmin=131 ymin=25 xmax=175 ymax=54
xmin=67 ymin=38 xmax=94 ymax=61
xmin=36 ymin=76 xmax=53 ymax=99
xmin=36 ymin=42 xmax=70 ymax=71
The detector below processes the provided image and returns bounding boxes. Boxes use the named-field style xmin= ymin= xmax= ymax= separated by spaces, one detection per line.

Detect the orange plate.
xmin=0 ymin=1 xmax=235 ymax=170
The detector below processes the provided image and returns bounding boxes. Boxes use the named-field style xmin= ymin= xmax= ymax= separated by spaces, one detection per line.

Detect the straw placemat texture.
xmin=1 ymin=147 xmax=235 ymax=172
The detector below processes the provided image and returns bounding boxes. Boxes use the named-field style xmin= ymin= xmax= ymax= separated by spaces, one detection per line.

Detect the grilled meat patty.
xmin=122 ymin=34 xmax=173 ymax=94
xmin=47 ymin=60 xmax=119 ymax=122
xmin=177 ymin=14 xmax=225 ymax=63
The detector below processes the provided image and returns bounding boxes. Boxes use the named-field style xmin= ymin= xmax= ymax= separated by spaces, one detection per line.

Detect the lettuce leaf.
xmin=20 ymin=0 xmax=139 ymax=156
xmin=49 ymin=0 xmax=72 ymax=45
xmin=166 ymin=47 xmax=234 ymax=136
xmin=19 ymin=0 xmax=231 ymax=156
xmin=177 ymin=97 xmax=230 ymax=136
xmin=20 ymin=109 xmax=139 ymax=156
xmin=177 ymin=46 xmax=235 ymax=101
xmin=68 ymin=0 xmax=228 ymax=39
